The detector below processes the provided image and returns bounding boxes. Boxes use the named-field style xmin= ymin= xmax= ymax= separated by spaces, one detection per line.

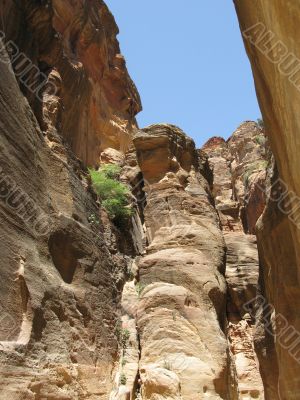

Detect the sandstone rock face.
xmin=1 ymin=0 xmax=141 ymax=166
xmin=133 ymin=125 xmax=229 ymax=399
xmin=1 ymin=0 xmax=290 ymax=398
xmin=0 ymin=46 xmax=125 ymax=399
xmin=225 ymin=232 xmax=264 ymax=400
xmin=234 ymin=2 xmax=300 ymax=398
xmin=0 ymin=2 xmax=142 ymax=399
xmin=203 ymin=121 xmax=268 ymax=234
xmin=203 ymin=124 xmax=268 ymax=399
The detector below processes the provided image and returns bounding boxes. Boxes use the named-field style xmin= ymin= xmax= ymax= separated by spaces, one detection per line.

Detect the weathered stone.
xmin=203 ymin=123 xmax=268 ymax=399
xmin=0 ymin=2 xmax=141 ymax=398
xmin=1 ymin=0 xmax=141 ymax=166
xmin=203 ymin=121 xmax=268 ymax=234
xmin=235 ymin=1 xmax=300 ymax=398
xmin=133 ymin=124 xmax=228 ymax=399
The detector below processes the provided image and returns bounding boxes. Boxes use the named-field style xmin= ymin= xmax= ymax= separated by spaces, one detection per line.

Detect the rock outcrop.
xmin=133 ymin=125 xmax=229 ymax=399
xmin=0 ymin=0 xmax=141 ymax=166
xmin=203 ymin=122 xmax=268 ymax=399
xmin=234 ymin=1 xmax=300 ymax=398
xmin=203 ymin=121 xmax=268 ymax=234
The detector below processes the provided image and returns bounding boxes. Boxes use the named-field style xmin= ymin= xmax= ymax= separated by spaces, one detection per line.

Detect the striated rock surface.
xmin=2 ymin=0 xmax=296 ymax=398
xmin=203 ymin=123 xmax=268 ymax=399
xmin=0 ymin=1 xmax=142 ymax=399
xmin=203 ymin=121 xmax=268 ymax=234
xmin=235 ymin=1 xmax=300 ymax=398
xmin=133 ymin=124 xmax=229 ymax=399
xmin=1 ymin=0 xmax=141 ymax=166
xmin=0 ymin=44 xmax=124 ymax=399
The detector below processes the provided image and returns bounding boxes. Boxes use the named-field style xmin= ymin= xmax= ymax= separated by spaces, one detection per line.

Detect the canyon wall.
xmin=203 ymin=122 xmax=267 ymax=399
xmin=234 ymin=1 xmax=300 ymax=399
xmin=111 ymin=122 xmax=268 ymax=400
xmin=0 ymin=1 xmax=141 ymax=399
xmin=0 ymin=0 xmax=141 ymax=165
xmin=1 ymin=0 xmax=295 ymax=398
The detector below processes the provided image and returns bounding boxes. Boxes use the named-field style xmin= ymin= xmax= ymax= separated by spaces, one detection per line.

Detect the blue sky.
xmin=105 ymin=1 xmax=261 ymax=147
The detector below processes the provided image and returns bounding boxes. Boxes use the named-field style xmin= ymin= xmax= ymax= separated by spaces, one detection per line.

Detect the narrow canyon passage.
xmin=0 ymin=1 xmax=300 ymax=399
xmin=109 ymin=123 xmax=268 ymax=399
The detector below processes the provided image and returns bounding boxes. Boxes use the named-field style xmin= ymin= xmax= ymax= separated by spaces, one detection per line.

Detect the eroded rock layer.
xmin=0 ymin=1 xmax=141 ymax=399
xmin=203 ymin=122 xmax=267 ymax=399
xmin=0 ymin=0 xmax=141 ymax=166
xmin=134 ymin=124 xmax=228 ymax=399
xmin=0 ymin=0 xmax=289 ymax=398
xmin=203 ymin=121 xmax=268 ymax=234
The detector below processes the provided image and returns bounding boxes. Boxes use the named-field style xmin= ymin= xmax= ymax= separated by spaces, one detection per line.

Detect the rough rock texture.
xmin=225 ymin=232 xmax=264 ymax=399
xmin=0 ymin=0 xmax=141 ymax=166
xmin=203 ymin=124 xmax=269 ymax=399
xmin=1 ymin=0 xmax=290 ymax=398
xmin=0 ymin=44 xmax=125 ymax=399
xmin=234 ymin=1 xmax=300 ymax=399
xmin=133 ymin=125 xmax=229 ymax=399
xmin=0 ymin=1 xmax=142 ymax=399
xmin=203 ymin=121 xmax=268 ymax=234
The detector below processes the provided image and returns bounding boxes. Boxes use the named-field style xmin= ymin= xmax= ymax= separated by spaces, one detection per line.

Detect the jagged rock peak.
xmin=133 ymin=124 xmax=200 ymax=184
xmin=202 ymin=136 xmax=226 ymax=149
xmin=202 ymin=120 xmax=268 ymax=234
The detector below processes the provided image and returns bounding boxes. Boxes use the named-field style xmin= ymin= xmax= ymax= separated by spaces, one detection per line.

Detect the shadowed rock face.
xmin=0 ymin=1 xmax=142 ymax=398
xmin=0 ymin=43 xmax=127 ymax=398
xmin=234 ymin=1 xmax=300 ymax=398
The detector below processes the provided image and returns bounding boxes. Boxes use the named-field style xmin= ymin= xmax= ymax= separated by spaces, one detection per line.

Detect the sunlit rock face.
xmin=202 ymin=122 xmax=267 ymax=399
xmin=234 ymin=1 xmax=300 ymax=398
xmin=1 ymin=0 xmax=141 ymax=166
xmin=0 ymin=0 xmax=291 ymax=398
xmin=133 ymin=124 xmax=229 ymax=399
xmin=203 ymin=121 xmax=268 ymax=234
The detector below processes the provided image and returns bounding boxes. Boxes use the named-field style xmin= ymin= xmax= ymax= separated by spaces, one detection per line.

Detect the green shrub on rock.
xmin=89 ymin=164 xmax=133 ymax=223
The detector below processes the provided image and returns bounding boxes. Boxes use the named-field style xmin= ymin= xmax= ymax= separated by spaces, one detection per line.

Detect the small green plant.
xmin=88 ymin=213 xmax=100 ymax=225
xmin=255 ymin=135 xmax=265 ymax=146
xmin=89 ymin=165 xmax=133 ymax=223
xmin=257 ymin=118 xmax=264 ymax=129
xmin=172 ymin=310 xmax=177 ymax=321
xmin=135 ymin=282 xmax=146 ymax=298
xmin=121 ymin=358 xmax=127 ymax=367
xmin=99 ymin=164 xmax=121 ymax=179
xmin=119 ymin=372 xmax=127 ymax=385
xmin=243 ymin=168 xmax=255 ymax=186
xmin=163 ymin=359 xmax=172 ymax=371
xmin=121 ymin=328 xmax=130 ymax=348
xmin=243 ymin=160 xmax=268 ymax=186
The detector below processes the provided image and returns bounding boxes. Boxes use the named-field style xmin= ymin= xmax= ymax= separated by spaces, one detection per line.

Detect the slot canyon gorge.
xmin=0 ymin=1 xmax=300 ymax=399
